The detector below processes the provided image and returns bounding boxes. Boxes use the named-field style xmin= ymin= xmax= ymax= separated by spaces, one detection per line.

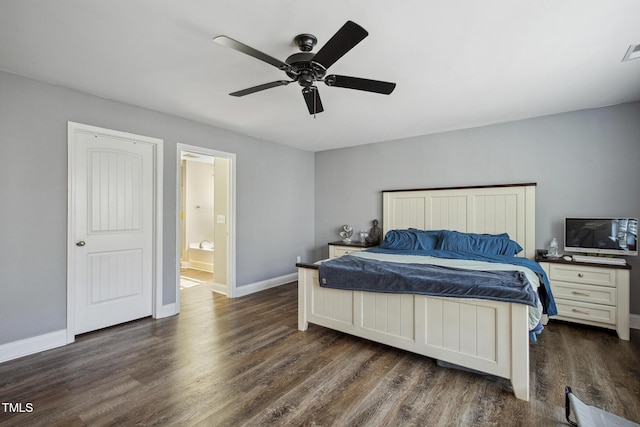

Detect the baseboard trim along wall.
xmin=234 ymin=273 xmax=297 ymax=298
xmin=0 ymin=303 xmax=179 ymax=364
xmin=0 ymin=329 xmax=67 ymax=364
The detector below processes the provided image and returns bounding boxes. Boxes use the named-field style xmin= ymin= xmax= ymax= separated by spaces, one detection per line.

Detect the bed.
xmin=297 ymin=183 xmax=546 ymax=401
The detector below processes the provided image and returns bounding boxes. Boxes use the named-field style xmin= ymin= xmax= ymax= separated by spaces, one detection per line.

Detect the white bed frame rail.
xmin=298 ymin=183 xmax=537 ymax=401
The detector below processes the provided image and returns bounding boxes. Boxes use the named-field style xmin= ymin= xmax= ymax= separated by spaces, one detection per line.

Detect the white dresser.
xmin=538 ymin=257 xmax=631 ymax=340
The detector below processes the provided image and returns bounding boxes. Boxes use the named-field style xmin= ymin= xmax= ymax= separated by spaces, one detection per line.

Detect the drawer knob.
xmin=572 ymin=308 xmax=590 ymax=315
xmin=577 ymin=273 xmax=584 ymax=278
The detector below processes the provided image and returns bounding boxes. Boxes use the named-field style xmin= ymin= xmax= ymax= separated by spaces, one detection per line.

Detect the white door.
xmin=70 ymin=125 xmax=155 ymax=335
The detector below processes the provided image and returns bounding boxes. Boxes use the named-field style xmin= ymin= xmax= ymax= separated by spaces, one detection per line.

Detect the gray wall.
xmin=1 ymin=67 xmax=638 ymax=347
xmin=0 ymin=71 xmax=315 ymax=344
xmin=314 ymin=102 xmax=640 ymax=315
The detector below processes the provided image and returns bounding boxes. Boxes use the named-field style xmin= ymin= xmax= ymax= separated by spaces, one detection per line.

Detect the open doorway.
xmin=176 ymin=144 xmax=236 ymax=306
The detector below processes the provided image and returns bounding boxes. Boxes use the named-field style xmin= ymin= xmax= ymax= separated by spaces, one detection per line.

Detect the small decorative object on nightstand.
xmin=339 ymin=224 xmax=353 ymax=242
xmin=549 ymin=237 xmax=559 ymax=258
xmin=365 ymin=219 xmax=382 ymax=244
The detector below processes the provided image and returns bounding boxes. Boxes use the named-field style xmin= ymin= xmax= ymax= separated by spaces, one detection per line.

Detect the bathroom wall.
xmin=184 ymin=159 xmax=215 ymax=252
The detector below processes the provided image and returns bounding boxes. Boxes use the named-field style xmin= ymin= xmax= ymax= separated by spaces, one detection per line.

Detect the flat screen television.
xmin=564 ymin=217 xmax=638 ymax=256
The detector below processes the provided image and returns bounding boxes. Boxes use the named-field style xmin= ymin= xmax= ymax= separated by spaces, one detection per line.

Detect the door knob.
xmin=76 ymin=240 xmax=86 ymax=247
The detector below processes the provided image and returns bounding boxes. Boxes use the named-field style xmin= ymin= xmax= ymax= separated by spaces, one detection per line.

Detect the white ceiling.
xmin=1 ymin=1 xmax=639 ymax=152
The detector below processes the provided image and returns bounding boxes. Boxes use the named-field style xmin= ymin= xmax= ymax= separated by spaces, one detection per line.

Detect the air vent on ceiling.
xmin=622 ymin=44 xmax=640 ymax=62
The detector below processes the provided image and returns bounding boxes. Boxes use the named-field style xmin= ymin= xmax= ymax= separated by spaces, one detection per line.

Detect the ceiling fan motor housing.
xmin=285 ymin=52 xmax=326 ymax=87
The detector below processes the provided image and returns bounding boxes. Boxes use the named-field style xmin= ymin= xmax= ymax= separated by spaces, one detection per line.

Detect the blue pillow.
xmin=437 ymin=230 xmax=523 ymax=256
xmin=380 ymin=229 xmax=441 ymax=250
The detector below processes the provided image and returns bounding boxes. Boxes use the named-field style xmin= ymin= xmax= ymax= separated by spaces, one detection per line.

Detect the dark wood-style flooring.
xmin=1 ymin=277 xmax=639 ymax=426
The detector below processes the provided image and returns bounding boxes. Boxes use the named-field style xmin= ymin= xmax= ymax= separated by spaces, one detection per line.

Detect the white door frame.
xmin=176 ymin=143 xmax=236 ymax=305
xmin=67 ymin=122 xmax=164 ymax=344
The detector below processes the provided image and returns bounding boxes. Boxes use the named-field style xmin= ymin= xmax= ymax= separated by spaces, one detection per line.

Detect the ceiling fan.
xmin=213 ymin=21 xmax=396 ymax=115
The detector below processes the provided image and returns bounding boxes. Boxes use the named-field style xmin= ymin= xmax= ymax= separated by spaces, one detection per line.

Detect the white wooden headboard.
xmin=382 ymin=183 xmax=537 ymax=259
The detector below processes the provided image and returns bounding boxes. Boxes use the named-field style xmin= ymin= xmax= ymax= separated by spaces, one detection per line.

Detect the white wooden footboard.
xmin=297 ymin=266 xmax=530 ymax=401
xmin=299 ymin=183 xmax=537 ymax=400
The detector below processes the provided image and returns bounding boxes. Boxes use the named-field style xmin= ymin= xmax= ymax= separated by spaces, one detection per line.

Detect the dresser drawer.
xmin=554 ymin=300 xmax=617 ymax=325
xmin=550 ymin=282 xmax=616 ymax=306
xmin=333 ymin=247 xmax=357 ymax=257
xmin=548 ymin=264 xmax=616 ymax=287
xmin=330 ymin=245 xmax=366 ymax=258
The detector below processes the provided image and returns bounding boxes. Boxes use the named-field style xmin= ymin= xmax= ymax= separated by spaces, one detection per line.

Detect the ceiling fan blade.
xmin=311 ymin=21 xmax=368 ymax=70
xmin=213 ymin=35 xmax=291 ymax=71
xmin=230 ymin=80 xmax=291 ymax=97
xmin=302 ymin=87 xmax=324 ymax=114
xmin=325 ymin=75 xmax=396 ymax=95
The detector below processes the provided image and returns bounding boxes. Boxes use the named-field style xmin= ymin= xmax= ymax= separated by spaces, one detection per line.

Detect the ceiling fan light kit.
xmin=213 ymin=20 xmax=396 ymax=115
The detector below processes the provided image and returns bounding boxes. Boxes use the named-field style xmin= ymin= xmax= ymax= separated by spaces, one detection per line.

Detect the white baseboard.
xmin=156 ymin=303 xmax=178 ymax=319
xmin=630 ymin=314 xmax=640 ymax=330
xmin=1 ymin=304 xmax=179 ymax=364
xmin=211 ymin=282 xmax=227 ymax=295
xmin=0 ymin=329 xmax=67 ymax=364
xmin=181 ymin=261 xmax=213 ymax=273
xmin=233 ymin=273 xmax=297 ymax=298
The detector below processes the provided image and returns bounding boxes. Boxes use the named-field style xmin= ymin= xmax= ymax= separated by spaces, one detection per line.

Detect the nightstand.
xmin=328 ymin=240 xmax=378 ymax=258
xmin=536 ymin=254 xmax=631 ymax=340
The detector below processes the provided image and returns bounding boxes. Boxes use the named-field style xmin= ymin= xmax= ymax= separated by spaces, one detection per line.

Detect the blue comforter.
xmin=319 ymin=248 xmax=557 ymax=316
